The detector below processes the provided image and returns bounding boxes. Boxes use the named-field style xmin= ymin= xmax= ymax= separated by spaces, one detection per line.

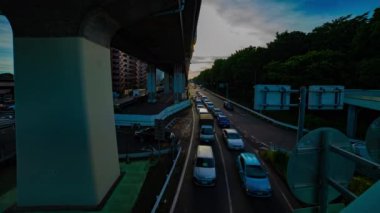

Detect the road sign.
xmin=287 ymin=128 xmax=355 ymax=205
xmin=254 ymin=84 xmax=291 ymax=110
xmin=308 ymin=86 xmax=344 ymax=110
xmin=366 ymin=117 xmax=380 ymax=164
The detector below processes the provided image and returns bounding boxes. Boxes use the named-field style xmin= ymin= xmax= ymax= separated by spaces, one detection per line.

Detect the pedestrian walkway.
xmin=0 ymin=160 xmax=151 ymax=213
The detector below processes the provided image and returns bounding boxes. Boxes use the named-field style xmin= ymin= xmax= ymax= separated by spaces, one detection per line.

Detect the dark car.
xmin=211 ymin=107 xmax=223 ymax=117
xmin=216 ymin=114 xmax=230 ymax=128
xmin=134 ymin=127 xmax=176 ymax=143
xmin=223 ymin=101 xmax=234 ymax=111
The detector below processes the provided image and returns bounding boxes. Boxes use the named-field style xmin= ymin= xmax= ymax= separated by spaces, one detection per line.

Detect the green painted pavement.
xmin=0 ymin=160 xmax=150 ymax=212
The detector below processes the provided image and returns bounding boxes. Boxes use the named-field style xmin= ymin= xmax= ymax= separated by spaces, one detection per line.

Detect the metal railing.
xmin=151 ymin=146 xmax=182 ymax=213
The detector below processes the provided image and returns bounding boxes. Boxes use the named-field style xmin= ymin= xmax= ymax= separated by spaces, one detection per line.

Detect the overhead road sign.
xmin=254 ymin=84 xmax=292 ymax=110
xmin=308 ymin=85 xmax=344 ymax=110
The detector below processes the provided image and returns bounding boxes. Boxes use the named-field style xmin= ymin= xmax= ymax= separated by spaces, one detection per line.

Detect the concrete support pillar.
xmin=346 ymin=105 xmax=358 ymax=138
xmin=164 ymin=72 xmax=170 ymax=94
xmin=14 ymin=37 xmax=120 ymax=207
xmin=147 ymin=65 xmax=157 ymax=103
xmin=173 ymin=64 xmax=185 ymax=103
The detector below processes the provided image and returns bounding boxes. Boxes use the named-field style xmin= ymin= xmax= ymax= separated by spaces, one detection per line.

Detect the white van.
xmin=198 ymin=108 xmax=209 ymax=114
xmin=193 ymin=145 xmax=216 ymax=186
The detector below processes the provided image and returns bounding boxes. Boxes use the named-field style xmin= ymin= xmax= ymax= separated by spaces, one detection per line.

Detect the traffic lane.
xmin=215 ymin=125 xmax=292 ymax=213
xmin=204 ymin=90 xmax=297 ymax=150
xmin=174 ymin=108 xmax=230 ymax=213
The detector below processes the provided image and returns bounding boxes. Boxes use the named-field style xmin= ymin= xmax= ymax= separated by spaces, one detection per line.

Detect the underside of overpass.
xmin=1 ymin=0 xmax=200 ymax=74
xmin=0 ymin=0 xmax=201 ymax=209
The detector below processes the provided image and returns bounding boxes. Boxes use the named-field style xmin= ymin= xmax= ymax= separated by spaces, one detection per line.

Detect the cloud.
xmin=206 ymin=0 xmax=335 ymax=36
xmin=191 ymin=56 xmax=227 ymax=64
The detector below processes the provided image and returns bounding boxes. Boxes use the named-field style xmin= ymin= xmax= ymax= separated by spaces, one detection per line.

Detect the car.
xmin=134 ymin=127 xmax=176 ymax=143
xmin=236 ymin=152 xmax=272 ymax=197
xmin=211 ymin=107 xmax=223 ymax=117
xmin=204 ymin=101 xmax=214 ymax=110
xmin=222 ymin=128 xmax=244 ymax=150
xmin=195 ymin=98 xmax=203 ymax=104
xmin=196 ymin=104 xmax=205 ymax=112
xmin=216 ymin=114 xmax=230 ymax=128
xmin=193 ymin=145 xmax=216 ymax=186
xmin=223 ymin=101 xmax=234 ymax=111
xmin=198 ymin=108 xmax=209 ymax=114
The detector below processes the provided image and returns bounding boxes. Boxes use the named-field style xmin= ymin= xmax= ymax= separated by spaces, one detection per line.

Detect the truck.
xmin=199 ymin=113 xmax=215 ymax=143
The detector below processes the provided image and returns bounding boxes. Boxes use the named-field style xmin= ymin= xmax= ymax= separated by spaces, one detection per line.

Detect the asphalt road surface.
xmin=171 ymin=88 xmax=302 ymax=213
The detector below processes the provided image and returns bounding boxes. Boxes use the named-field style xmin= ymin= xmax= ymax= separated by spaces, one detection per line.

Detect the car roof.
xmin=197 ymin=145 xmax=214 ymax=158
xmin=240 ymin=152 xmax=260 ymax=166
xmin=217 ymin=114 xmax=227 ymax=118
xmin=224 ymin=128 xmax=238 ymax=134
xmin=199 ymin=108 xmax=208 ymax=113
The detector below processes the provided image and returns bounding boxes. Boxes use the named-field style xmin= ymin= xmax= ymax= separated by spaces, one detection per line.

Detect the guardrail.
xmin=0 ymin=119 xmax=15 ymax=129
xmin=115 ymin=100 xmax=191 ymax=127
xmin=203 ymin=88 xmax=363 ymax=144
xmin=203 ymin=89 xmax=308 ymax=132
xmin=151 ymin=146 xmax=182 ymax=213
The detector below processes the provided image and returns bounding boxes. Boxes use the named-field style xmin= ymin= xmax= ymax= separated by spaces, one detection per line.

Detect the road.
xmin=171 ymin=88 xmax=302 ymax=213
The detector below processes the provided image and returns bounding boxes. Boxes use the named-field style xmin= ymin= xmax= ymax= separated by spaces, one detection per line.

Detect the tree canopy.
xmin=193 ymin=8 xmax=380 ymax=90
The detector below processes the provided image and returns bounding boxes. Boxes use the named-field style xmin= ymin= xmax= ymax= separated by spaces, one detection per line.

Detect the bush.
xmin=260 ymin=149 xmax=289 ymax=179
xmin=348 ymin=175 xmax=374 ymax=196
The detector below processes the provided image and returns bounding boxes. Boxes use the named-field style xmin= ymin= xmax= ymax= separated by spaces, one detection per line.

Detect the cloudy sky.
xmin=0 ymin=15 xmax=13 ymax=74
xmin=188 ymin=0 xmax=379 ymax=78
xmin=0 ymin=1 xmax=379 ymax=76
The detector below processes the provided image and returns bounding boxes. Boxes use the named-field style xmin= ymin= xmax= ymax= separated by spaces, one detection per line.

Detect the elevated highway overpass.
xmin=0 ymin=0 xmax=201 ymax=209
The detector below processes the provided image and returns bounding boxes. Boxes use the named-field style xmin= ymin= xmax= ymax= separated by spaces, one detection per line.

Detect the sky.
xmin=188 ymin=0 xmax=380 ymax=79
xmin=0 ymin=15 xmax=13 ymax=75
xmin=0 ymin=1 xmax=379 ymax=76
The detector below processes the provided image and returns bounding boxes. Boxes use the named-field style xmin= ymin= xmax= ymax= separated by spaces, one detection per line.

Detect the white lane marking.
xmin=279 ymin=189 xmax=294 ymax=212
xmin=215 ymin=135 xmax=233 ymax=213
xmin=170 ymin=105 xmax=196 ymax=213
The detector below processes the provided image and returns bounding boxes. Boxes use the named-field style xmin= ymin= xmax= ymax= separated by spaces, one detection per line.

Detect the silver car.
xmin=222 ymin=128 xmax=245 ymax=150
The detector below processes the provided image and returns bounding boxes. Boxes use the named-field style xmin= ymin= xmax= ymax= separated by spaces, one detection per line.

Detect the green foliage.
xmin=193 ymin=8 xmax=380 ymax=91
xmin=260 ymin=150 xmax=289 ymax=178
xmin=356 ymin=57 xmax=380 ymax=88
xmin=348 ymin=175 xmax=374 ymax=196
xmin=264 ymin=50 xmax=349 ymax=87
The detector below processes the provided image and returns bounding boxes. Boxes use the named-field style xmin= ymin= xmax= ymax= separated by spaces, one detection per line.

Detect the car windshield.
xmin=227 ymin=132 xmax=240 ymax=139
xmin=246 ymin=165 xmax=267 ymax=178
xmin=201 ymin=128 xmax=214 ymax=134
xmin=196 ymin=157 xmax=215 ymax=168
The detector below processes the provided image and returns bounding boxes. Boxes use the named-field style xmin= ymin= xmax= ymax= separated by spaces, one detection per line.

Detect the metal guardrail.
xmin=0 ymin=119 xmax=15 ymax=129
xmin=115 ymin=100 xmax=191 ymax=126
xmin=203 ymin=89 xmax=363 ymax=144
xmin=151 ymin=146 xmax=182 ymax=213
xmin=204 ymin=89 xmax=308 ymax=132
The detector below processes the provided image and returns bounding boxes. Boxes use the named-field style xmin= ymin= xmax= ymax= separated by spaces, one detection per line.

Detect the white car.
xmin=222 ymin=128 xmax=245 ymax=150
xmin=196 ymin=104 xmax=206 ymax=113
xmin=193 ymin=145 xmax=216 ymax=186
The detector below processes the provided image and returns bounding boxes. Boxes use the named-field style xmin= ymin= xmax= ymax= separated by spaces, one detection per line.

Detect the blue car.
xmin=216 ymin=114 xmax=230 ymax=128
xmin=236 ymin=152 xmax=272 ymax=197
